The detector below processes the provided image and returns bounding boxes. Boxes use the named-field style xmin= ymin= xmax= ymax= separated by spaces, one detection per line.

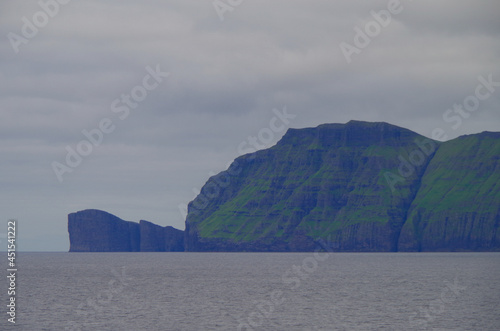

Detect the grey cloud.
xmin=0 ymin=0 xmax=499 ymax=251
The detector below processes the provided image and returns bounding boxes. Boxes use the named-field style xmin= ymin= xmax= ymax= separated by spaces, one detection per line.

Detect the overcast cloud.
xmin=1 ymin=0 xmax=499 ymax=251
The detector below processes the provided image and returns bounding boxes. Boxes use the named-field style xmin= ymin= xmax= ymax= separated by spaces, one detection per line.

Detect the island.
xmin=68 ymin=121 xmax=500 ymax=252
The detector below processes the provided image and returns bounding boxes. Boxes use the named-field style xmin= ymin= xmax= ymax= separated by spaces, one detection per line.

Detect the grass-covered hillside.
xmin=185 ymin=121 xmax=499 ymax=252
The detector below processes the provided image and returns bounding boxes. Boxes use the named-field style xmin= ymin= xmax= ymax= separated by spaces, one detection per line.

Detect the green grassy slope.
xmin=185 ymin=121 xmax=441 ymax=251
xmin=399 ymin=132 xmax=500 ymax=251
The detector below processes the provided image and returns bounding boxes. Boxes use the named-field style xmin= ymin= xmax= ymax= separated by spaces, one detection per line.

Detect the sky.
xmin=1 ymin=0 xmax=499 ymax=251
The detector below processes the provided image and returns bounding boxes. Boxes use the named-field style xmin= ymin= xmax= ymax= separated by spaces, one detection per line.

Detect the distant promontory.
xmin=68 ymin=209 xmax=183 ymax=252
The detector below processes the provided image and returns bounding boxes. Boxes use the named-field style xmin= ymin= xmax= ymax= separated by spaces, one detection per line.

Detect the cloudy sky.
xmin=1 ymin=0 xmax=499 ymax=251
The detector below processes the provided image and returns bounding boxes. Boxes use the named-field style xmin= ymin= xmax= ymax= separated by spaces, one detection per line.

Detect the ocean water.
xmin=1 ymin=252 xmax=499 ymax=330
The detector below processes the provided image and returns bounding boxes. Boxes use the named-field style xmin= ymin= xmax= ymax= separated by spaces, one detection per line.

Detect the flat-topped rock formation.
xmin=68 ymin=209 xmax=183 ymax=252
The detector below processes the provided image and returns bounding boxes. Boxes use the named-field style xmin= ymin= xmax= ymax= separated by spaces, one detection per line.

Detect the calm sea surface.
xmin=1 ymin=252 xmax=499 ymax=330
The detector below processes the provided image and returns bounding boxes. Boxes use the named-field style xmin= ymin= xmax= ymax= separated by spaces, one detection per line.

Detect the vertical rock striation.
xmin=140 ymin=220 xmax=184 ymax=252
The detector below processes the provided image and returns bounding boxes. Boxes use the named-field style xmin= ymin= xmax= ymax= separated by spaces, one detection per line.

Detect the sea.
xmin=1 ymin=252 xmax=499 ymax=330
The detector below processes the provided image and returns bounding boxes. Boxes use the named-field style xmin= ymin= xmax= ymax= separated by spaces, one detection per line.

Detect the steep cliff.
xmin=140 ymin=220 xmax=184 ymax=252
xmin=185 ymin=121 xmax=499 ymax=252
xmin=140 ymin=220 xmax=165 ymax=252
xmin=398 ymin=132 xmax=500 ymax=251
xmin=68 ymin=209 xmax=140 ymax=252
xmin=68 ymin=209 xmax=184 ymax=252
xmin=163 ymin=226 xmax=185 ymax=252
xmin=185 ymin=121 xmax=441 ymax=251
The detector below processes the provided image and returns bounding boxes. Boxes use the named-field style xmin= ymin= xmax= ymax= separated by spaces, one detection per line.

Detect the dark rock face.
xmin=140 ymin=220 xmax=165 ymax=252
xmin=68 ymin=209 xmax=140 ymax=252
xmin=68 ymin=209 xmax=184 ymax=252
xmin=164 ymin=226 xmax=185 ymax=252
xmin=185 ymin=121 xmax=500 ymax=252
xmin=140 ymin=220 xmax=184 ymax=252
